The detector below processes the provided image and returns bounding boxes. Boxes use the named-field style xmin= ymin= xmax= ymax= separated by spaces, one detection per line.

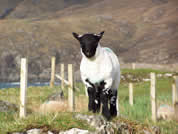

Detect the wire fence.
xmin=0 ymin=57 xmax=178 ymax=123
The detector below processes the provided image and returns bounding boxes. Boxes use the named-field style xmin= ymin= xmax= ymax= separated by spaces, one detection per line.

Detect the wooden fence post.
xmin=68 ymin=64 xmax=75 ymax=112
xmin=85 ymin=87 xmax=88 ymax=97
xmin=150 ymin=72 xmax=157 ymax=122
xmin=173 ymin=76 xmax=178 ymax=105
xmin=61 ymin=64 xmax=64 ymax=90
xmin=50 ymin=57 xmax=56 ymax=88
xmin=20 ymin=58 xmax=28 ymax=118
xmin=132 ymin=63 xmax=136 ymax=70
xmin=172 ymin=76 xmax=176 ymax=105
xmin=129 ymin=83 xmax=133 ymax=106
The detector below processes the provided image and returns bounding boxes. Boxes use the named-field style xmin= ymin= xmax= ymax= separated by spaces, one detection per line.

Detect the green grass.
xmin=119 ymin=78 xmax=177 ymax=134
xmin=121 ymin=68 xmax=170 ymax=75
xmin=0 ymin=86 xmax=94 ymax=133
xmin=0 ymin=112 xmax=94 ymax=134
xmin=0 ymin=69 xmax=177 ymax=134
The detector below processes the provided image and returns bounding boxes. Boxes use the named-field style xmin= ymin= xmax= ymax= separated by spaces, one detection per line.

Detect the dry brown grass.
xmin=37 ymin=95 xmax=88 ymax=114
xmin=39 ymin=100 xmax=68 ymax=113
xmin=75 ymin=95 xmax=88 ymax=112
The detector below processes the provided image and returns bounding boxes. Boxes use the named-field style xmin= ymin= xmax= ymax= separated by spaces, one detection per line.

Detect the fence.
xmin=19 ymin=57 xmax=77 ymax=117
xmin=51 ymin=63 xmax=75 ymax=112
xmin=18 ymin=57 xmax=178 ymax=122
xmin=128 ymin=73 xmax=178 ymax=122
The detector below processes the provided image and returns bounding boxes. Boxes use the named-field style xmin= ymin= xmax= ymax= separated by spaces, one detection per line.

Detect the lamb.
xmin=72 ymin=31 xmax=120 ymax=120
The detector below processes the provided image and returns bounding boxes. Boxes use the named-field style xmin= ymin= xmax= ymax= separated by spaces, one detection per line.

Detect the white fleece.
xmin=80 ymin=44 xmax=120 ymax=91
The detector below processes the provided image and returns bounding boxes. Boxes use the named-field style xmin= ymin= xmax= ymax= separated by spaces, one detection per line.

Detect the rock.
xmin=48 ymin=131 xmax=54 ymax=134
xmin=59 ymin=128 xmax=89 ymax=134
xmin=0 ymin=100 xmax=18 ymax=112
xmin=12 ymin=129 xmax=53 ymax=134
xmin=39 ymin=91 xmax=67 ymax=113
xmin=38 ymin=90 xmax=67 ymax=114
xmin=39 ymin=100 xmax=68 ymax=113
xmin=143 ymin=130 xmax=151 ymax=134
xmin=75 ymin=114 xmax=115 ymax=133
xmin=157 ymin=74 xmax=163 ymax=77
xmin=75 ymin=114 xmax=136 ymax=134
xmin=27 ymin=128 xmax=42 ymax=134
xmin=96 ymin=123 xmax=115 ymax=134
xmin=46 ymin=91 xmax=64 ymax=101
xmin=151 ymin=126 xmax=161 ymax=134
xmin=117 ymin=122 xmax=134 ymax=134
xmin=75 ymin=114 xmax=106 ymax=129
xmin=157 ymin=104 xmax=174 ymax=120
xmin=164 ymin=73 xmax=172 ymax=77
xmin=143 ymin=78 xmax=150 ymax=82
xmin=12 ymin=113 xmax=161 ymax=134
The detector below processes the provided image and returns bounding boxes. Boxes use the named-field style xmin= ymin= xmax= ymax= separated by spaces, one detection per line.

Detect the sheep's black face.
xmin=79 ymin=34 xmax=99 ymax=58
xmin=72 ymin=31 xmax=104 ymax=58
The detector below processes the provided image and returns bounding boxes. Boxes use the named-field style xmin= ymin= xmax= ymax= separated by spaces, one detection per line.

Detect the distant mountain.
xmin=0 ymin=0 xmax=178 ymax=82
xmin=0 ymin=0 xmax=23 ymax=18
xmin=7 ymin=0 xmax=100 ymax=19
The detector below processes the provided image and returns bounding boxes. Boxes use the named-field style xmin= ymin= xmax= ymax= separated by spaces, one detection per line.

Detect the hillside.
xmin=7 ymin=0 xmax=101 ymax=19
xmin=0 ymin=0 xmax=23 ymax=19
xmin=0 ymin=0 xmax=178 ymax=82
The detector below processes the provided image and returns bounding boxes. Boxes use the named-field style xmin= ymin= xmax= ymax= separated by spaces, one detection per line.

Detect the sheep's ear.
xmin=72 ymin=32 xmax=81 ymax=41
xmin=96 ymin=31 xmax=105 ymax=40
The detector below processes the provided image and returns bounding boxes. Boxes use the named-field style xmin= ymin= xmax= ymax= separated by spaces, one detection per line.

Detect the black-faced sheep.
xmin=72 ymin=31 xmax=120 ymax=120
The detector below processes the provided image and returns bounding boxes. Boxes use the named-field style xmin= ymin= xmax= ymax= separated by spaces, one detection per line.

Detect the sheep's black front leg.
xmin=100 ymin=91 xmax=111 ymax=120
xmin=86 ymin=79 xmax=101 ymax=113
xmin=94 ymin=91 xmax=101 ymax=113
xmin=93 ymin=80 xmax=106 ymax=113
xmin=87 ymin=87 xmax=96 ymax=112
xmin=88 ymin=87 xmax=100 ymax=113
xmin=109 ymin=90 xmax=117 ymax=117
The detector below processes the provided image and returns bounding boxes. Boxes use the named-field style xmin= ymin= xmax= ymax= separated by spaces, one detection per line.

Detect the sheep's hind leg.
xmin=110 ymin=90 xmax=117 ymax=117
xmin=87 ymin=87 xmax=95 ymax=112
xmin=100 ymin=91 xmax=111 ymax=120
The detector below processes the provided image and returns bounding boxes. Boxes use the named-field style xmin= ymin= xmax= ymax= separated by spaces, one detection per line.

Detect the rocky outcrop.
xmin=0 ymin=100 xmax=18 ymax=112
xmin=0 ymin=0 xmax=23 ymax=18
xmin=59 ymin=128 xmax=89 ymax=134
xmin=11 ymin=114 xmax=161 ymax=134
xmin=74 ymin=114 xmax=161 ymax=134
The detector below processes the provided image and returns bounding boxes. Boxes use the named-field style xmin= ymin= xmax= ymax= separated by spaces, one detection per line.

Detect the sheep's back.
xmin=103 ymin=47 xmax=120 ymax=76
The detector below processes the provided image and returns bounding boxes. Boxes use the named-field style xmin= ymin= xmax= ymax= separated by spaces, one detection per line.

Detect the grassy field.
xmin=0 ymin=86 xmax=92 ymax=133
xmin=0 ymin=69 xmax=177 ymax=133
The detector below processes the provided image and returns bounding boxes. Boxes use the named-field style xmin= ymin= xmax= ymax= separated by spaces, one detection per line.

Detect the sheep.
xmin=72 ymin=31 xmax=120 ymax=120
